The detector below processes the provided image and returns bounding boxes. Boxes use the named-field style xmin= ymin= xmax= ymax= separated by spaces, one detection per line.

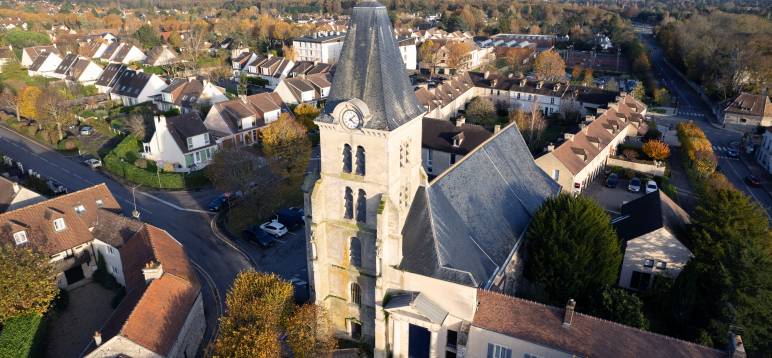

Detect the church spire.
xmin=322 ymin=0 xmax=424 ymax=131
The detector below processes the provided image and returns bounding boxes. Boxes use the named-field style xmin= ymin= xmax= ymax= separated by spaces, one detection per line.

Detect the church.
xmin=302 ymin=1 xmax=560 ymax=356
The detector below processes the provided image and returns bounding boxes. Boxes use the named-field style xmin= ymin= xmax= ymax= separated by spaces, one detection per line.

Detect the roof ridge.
xmin=477 ymin=289 xmax=725 ymax=353
xmin=0 ymin=183 xmax=111 ymax=220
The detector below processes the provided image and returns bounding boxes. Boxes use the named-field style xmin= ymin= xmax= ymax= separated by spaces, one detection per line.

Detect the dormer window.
xmin=96 ymin=199 xmax=104 ymax=207
xmin=74 ymin=204 xmax=86 ymax=214
xmin=452 ymin=132 xmax=465 ymax=147
xmin=13 ymin=231 xmax=28 ymax=245
xmin=53 ymin=218 xmax=66 ymax=232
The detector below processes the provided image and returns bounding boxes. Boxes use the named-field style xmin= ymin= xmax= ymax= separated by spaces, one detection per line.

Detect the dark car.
xmin=242 ymin=226 xmax=276 ymax=248
xmin=727 ymin=148 xmax=739 ymax=158
xmin=207 ymin=194 xmax=228 ymax=212
xmin=745 ymin=175 xmax=762 ymax=188
xmin=606 ymin=173 xmax=619 ymax=188
xmin=276 ymin=207 xmax=305 ymax=228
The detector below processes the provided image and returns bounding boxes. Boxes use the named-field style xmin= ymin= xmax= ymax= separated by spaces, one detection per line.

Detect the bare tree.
xmin=126 ymin=113 xmax=147 ymax=140
xmin=37 ymin=89 xmax=74 ymax=142
xmin=0 ymin=85 xmax=23 ymax=123
xmin=510 ymin=99 xmax=547 ymax=150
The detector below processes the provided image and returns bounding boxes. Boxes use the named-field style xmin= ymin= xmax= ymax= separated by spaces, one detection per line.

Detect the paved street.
xmin=0 ymin=125 xmax=253 ymax=353
xmin=640 ymin=34 xmax=772 ymax=217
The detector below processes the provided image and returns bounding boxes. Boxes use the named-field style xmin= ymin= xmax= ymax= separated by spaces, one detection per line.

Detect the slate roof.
xmin=400 ymin=123 xmax=560 ymax=286
xmin=306 ymin=63 xmax=332 ymax=75
xmin=613 ymin=190 xmax=690 ymax=242
xmin=289 ymin=60 xmax=315 ymax=76
xmin=67 ymin=58 xmax=97 ymax=81
xmin=54 ymin=53 xmax=78 ymax=75
xmin=111 ymin=70 xmax=154 ymax=97
xmin=160 ymin=78 xmax=211 ymax=107
xmin=422 ymin=118 xmax=492 ymax=155
xmin=725 ymin=92 xmax=772 ymax=117
xmin=320 ymin=0 xmax=425 ymax=131
xmin=384 ymin=292 xmax=448 ymax=324
xmin=145 ymin=45 xmax=178 ymax=65
xmin=23 ymin=45 xmax=58 ymax=61
xmin=163 ymin=112 xmax=211 ymax=154
xmin=29 ymin=51 xmax=59 ymax=71
xmin=95 ymin=63 xmax=127 ymax=87
xmin=207 ymin=93 xmax=284 ymax=136
xmin=572 ymin=85 xmax=620 ymax=107
xmin=100 ymin=41 xmax=122 ymax=60
xmin=474 ymin=290 xmax=726 ymax=358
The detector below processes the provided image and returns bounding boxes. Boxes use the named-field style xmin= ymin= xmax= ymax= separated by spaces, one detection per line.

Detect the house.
xmin=21 ymin=45 xmax=59 ymax=67
xmin=293 ymin=31 xmax=345 ymax=64
xmin=142 ymin=113 xmax=217 ymax=172
xmin=155 ymin=78 xmax=228 ymax=114
xmin=256 ymin=56 xmax=294 ymax=89
xmin=421 ymin=39 xmax=492 ymax=75
xmin=613 ymin=190 xmax=693 ymax=291
xmin=722 ymin=89 xmax=772 ymax=131
xmin=245 ymin=55 xmax=268 ymax=76
xmin=0 ymin=176 xmax=44 ymax=213
xmin=397 ymin=36 xmax=417 ymax=70
xmin=28 ymin=51 xmax=63 ymax=77
xmin=100 ymin=42 xmax=147 ymax=64
xmin=755 ymin=128 xmax=772 ymax=173
xmin=468 ymin=290 xmax=737 ymax=358
xmin=145 ymin=45 xmax=180 ymax=66
xmin=203 ymin=92 xmax=284 ymax=147
xmin=274 ymin=73 xmax=332 ymax=105
xmin=95 ymin=63 xmax=128 ymax=94
xmin=534 ymin=93 xmax=647 ymax=193
xmin=305 ymin=2 xmax=560 ymax=354
xmin=52 ymin=54 xmax=104 ymax=84
xmin=230 ymin=51 xmax=259 ymax=76
xmin=110 ymin=70 xmax=167 ymax=106
xmin=421 ymin=117 xmax=493 ymax=178
xmin=414 ymin=72 xmax=479 ymax=121
xmin=79 ymin=40 xmax=110 ymax=59
xmin=470 ymin=72 xmax=570 ymax=116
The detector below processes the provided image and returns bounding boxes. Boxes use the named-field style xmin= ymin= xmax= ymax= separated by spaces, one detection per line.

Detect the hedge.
xmin=0 ymin=314 xmax=45 ymax=358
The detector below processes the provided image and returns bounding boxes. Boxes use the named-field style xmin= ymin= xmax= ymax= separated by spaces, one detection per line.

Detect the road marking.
xmin=190 ymin=260 xmax=223 ymax=356
xmin=119 ymin=198 xmax=154 ymax=215
xmin=210 ymin=214 xmax=257 ymax=268
xmin=724 ymin=160 xmax=772 ymax=220
xmin=136 ymin=190 xmax=214 ymax=214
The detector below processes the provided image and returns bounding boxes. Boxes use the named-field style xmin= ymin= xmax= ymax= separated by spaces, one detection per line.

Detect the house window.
xmin=342 ymin=144 xmax=352 ymax=173
xmin=350 ymin=237 xmax=362 ymax=268
xmin=644 ymin=259 xmax=654 ymax=268
xmin=96 ymin=199 xmax=104 ymax=207
xmin=204 ymin=133 xmax=210 ymax=145
xmin=356 ymin=189 xmax=366 ymax=223
xmin=355 ymin=146 xmax=366 ymax=176
xmin=550 ymin=97 xmax=555 ymax=104
xmin=447 ymin=330 xmax=458 ymax=349
xmin=194 ymin=151 xmax=202 ymax=162
xmin=187 ymin=137 xmax=193 ymax=150
xmin=350 ymin=320 xmax=362 ymax=340
xmin=74 ymin=204 xmax=86 ymax=214
xmin=344 ymin=187 xmax=353 ymax=219
xmin=13 ymin=231 xmax=28 ymax=245
xmin=655 ymin=261 xmax=667 ymax=270
xmin=630 ymin=271 xmax=652 ymax=291
xmin=486 ymin=343 xmax=512 ymax=358
xmin=53 ymin=218 xmax=66 ymax=232
xmin=350 ymin=282 xmax=361 ymax=306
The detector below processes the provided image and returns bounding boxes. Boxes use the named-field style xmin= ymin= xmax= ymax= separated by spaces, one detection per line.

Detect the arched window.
xmin=344 ymin=187 xmax=353 ymax=219
xmin=356 ymin=189 xmax=366 ymax=223
xmin=350 ymin=237 xmax=362 ymax=268
xmin=342 ymin=144 xmax=352 ymax=173
xmin=355 ymin=146 xmax=366 ymax=176
xmin=351 ymin=282 xmax=361 ymax=306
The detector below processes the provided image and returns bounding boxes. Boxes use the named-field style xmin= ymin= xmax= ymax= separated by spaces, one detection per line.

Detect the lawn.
xmin=0 ymin=314 xmax=46 ymax=358
xmin=0 ymin=62 xmax=56 ymax=87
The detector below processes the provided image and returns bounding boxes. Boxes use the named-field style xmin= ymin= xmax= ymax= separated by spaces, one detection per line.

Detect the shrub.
xmin=23 ymin=125 xmax=37 ymax=137
xmin=60 ymin=138 xmax=78 ymax=150
xmin=134 ymin=158 xmax=148 ymax=169
xmin=52 ymin=289 xmax=69 ymax=312
xmin=0 ymin=314 xmax=45 ymax=358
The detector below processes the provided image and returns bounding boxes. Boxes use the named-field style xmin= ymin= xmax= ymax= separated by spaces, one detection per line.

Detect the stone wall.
xmin=607 ymin=157 xmax=666 ymax=177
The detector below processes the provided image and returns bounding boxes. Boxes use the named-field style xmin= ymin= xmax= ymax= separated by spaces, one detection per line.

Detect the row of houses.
xmin=290 ymin=31 xmax=418 ymax=70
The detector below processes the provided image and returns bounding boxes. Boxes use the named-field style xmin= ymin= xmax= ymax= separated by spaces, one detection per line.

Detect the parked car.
xmin=727 ymin=149 xmax=739 ymax=158
xmin=83 ymin=158 xmax=102 ymax=169
xmin=745 ymin=175 xmax=762 ymax=188
xmin=628 ymin=177 xmax=641 ymax=192
xmin=46 ymin=179 xmax=67 ymax=194
xmin=288 ymin=277 xmax=309 ymax=303
xmin=242 ymin=225 xmax=275 ymax=248
xmin=606 ymin=173 xmax=619 ymax=188
xmin=645 ymin=180 xmax=659 ymax=194
xmin=276 ymin=207 xmax=304 ymax=228
xmin=207 ymin=194 xmax=228 ymax=212
xmin=260 ymin=219 xmax=288 ymax=237
xmin=79 ymin=125 xmax=94 ymax=136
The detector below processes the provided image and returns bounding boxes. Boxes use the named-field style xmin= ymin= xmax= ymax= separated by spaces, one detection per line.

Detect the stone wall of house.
xmin=168 ymin=292 xmax=206 ymax=358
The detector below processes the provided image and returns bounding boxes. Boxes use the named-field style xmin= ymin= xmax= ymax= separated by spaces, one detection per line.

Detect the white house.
xmin=94 ymin=63 xmax=128 ymax=94
xmin=110 ymin=70 xmax=167 ymax=106
xmin=274 ymin=73 xmax=331 ymax=106
xmin=66 ymin=58 xmax=104 ymax=85
xmin=612 ymin=191 xmax=693 ymax=291
xmin=100 ymin=42 xmax=147 ymax=64
xmin=292 ymin=31 xmax=345 ymax=64
xmin=397 ymin=36 xmax=417 ymax=70
xmin=256 ymin=56 xmax=294 ymax=89
xmin=145 ymin=45 xmax=180 ymax=66
xmin=143 ymin=113 xmax=218 ymax=172
xmin=0 ymin=176 xmax=44 ymax=213
xmin=155 ymin=78 xmax=228 ymax=113
xmin=231 ymin=51 xmax=259 ymax=76
xmin=21 ymin=45 xmax=58 ymax=67
xmin=203 ymin=92 xmax=284 ymax=147
xmin=27 ymin=51 xmax=63 ymax=77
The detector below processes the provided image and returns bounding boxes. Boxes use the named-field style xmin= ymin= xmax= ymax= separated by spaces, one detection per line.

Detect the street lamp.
xmin=131 ymin=185 xmax=141 ymax=219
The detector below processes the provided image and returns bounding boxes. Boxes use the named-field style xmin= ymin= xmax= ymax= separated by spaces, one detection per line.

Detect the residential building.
xmin=256 ymin=56 xmax=294 ymax=89
xmin=414 ymin=72 xmax=479 ymax=121
xmin=397 ymin=37 xmax=417 ymax=70
xmin=612 ymin=191 xmax=693 ymax=291
xmin=21 ymin=45 xmax=59 ymax=67
xmin=244 ymin=54 xmax=268 ymax=76
xmin=52 ymin=54 xmax=104 ymax=85
xmin=27 ymin=51 xmax=63 ymax=77
xmin=293 ymin=32 xmax=345 ymax=64
xmin=722 ymin=90 xmax=772 ymax=131
xmin=110 ymin=70 xmax=167 ymax=106
xmin=470 ymin=72 xmax=570 ymax=116
xmin=79 ymin=40 xmax=110 ymax=59
xmin=468 ymin=290 xmax=736 ymax=358
xmin=100 ymin=41 xmax=147 ymax=64
xmin=145 ymin=45 xmax=180 ymax=66
xmin=95 ymin=63 xmax=128 ymax=94
xmin=534 ymin=93 xmax=647 ymax=193
xmin=421 ymin=117 xmax=493 ymax=178
xmin=203 ymin=92 xmax=285 ymax=147
xmin=274 ymin=73 xmax=332 ymax=105
xmin=304 ymin=3 xmax=559 ymax=356
xmin=420 ymin=39 xmax=493 ymax=75
xmin=155 ymin=78 xmax=228 ymax=113
xmin=143 ymin=113 xmax=217 ymax=172
xmin=755 ymin=128 xmax=772 ymax=174
xmin=0 ymin=176 xmax=44 ymax=213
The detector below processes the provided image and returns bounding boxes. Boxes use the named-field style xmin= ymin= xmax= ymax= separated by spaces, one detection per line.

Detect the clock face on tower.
xmin=341 ymin=109 xmax=362 ymax=129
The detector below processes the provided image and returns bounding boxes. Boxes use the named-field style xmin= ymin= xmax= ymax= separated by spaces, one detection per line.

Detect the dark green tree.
xmin=670 ymin=189 xmax=772 ymax=355
xmin=133 ymin=24 xmax=162 ymax=49
xmin=523 ymin=194 xmax=622 ymax=306
xmin=591 ymin=286 xmax=649 ymax=329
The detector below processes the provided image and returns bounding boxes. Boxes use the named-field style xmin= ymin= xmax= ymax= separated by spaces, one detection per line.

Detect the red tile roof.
xmin=474 ymin=290 xmax=726 ymax=358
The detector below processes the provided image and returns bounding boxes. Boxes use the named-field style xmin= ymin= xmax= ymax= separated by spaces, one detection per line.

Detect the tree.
xmin=582 ymin=68 xmax=594 ymax=86
xmin=606 ymin=78 xmax=620 ymax=92
xmin=446 ymin=41 xmax=472 ymax=71
xmin=0 ymin=82 xmax=25 ymax=122
xmin=523 ymin=194 xmax=622 ymax=306
xmin=0 ymin=244 xmax=57 ymax=321
xmin=419 ymin=40 xmax=440 ymax=77
xmin=465 ymin=97 xmax=496 ymax=127
xmin=261 ymin=113 xmax=311 ymax=186
xmin=591 ymin=286 xmax=649 ymax=329
xmin=293 ymin=103 xmax=320 ymax=130
xmin=19 ymin=86 xmax=41 ymax=120
xmin=286 ymin=304 xmax=337 ymax=358
xmin=167 ymin=31 xmax=182 ymax=48
xmin=653 ymin=87 xmax=671 ymax=106
xmin=642 ymin=140 xmax=670 ymax=161
xmin=126 ymin=113 xmax=148 ymax=141
xmin=206 ymin=147 xmax=266 ymax=195
xmin=623 ymin=149 xmax=639 ymax=160
xmin=510 ymin=105 xmax=546 ymax=151
xmin=571 ymin=64 xmax=583 ymax=80
xmin=534 ymin=50 xmax=566 ymax=81
xmin=282 ymin=45 xmax=296 ymax=61
xmin=631 ymin=82 xmax=646 ymax=101
xmin=37 ymin=88 xmax=74 ymax=142
xmin=133 ymin=24 xmax=162 ymax=49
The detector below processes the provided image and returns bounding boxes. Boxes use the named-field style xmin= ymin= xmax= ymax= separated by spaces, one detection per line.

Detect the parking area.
xmin=584 ymin=174 xmax=651 ymax=214
xmin=45 ymin=283 xmax=116 ymax=358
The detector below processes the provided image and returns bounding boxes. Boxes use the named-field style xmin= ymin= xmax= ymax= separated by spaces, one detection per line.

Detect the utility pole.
xmin=131 ymin=185 xmax=141 ymax=219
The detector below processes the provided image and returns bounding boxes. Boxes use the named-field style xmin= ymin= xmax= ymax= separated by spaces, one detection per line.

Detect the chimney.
xmin=729 ymin=332 xmax=746 ymax=358
xmin=546 ymin=143 xmax=555 ymax=152
xmin=563 ymin=299 xmax=576 ymax=327
xmin=456 ymin=116 xmax=466 ymax=126
xmin=12 ymin=182 xmax=20 ymax=194
xmin=564 ymin=133 xmax=574 ymax=141
xmin=142 ymin=260 xmax=163 ymax=283
xmin=579 ymin=123 xmax=588 ymax=134
xmin=554 ymin=83 xmax=561 ymax=91
xmin=494 ymin=124 xmax=501 ymax=133
xmin=520 ymin=78 xmax=527 ymax=87
xmin=239 ymin=94 xmax=247 ymax=103
xmin=93 ymin=331 xmax=102 ymax=346
xmin=507 ymin=73 xmax=513 ymax=79
xmin=537 ymin=81 xmax=544 ymax=89
xmin=483 ymin=71 xmax=490 ymax=79
xmin=585 ymin=115 xmax=596 ymax=122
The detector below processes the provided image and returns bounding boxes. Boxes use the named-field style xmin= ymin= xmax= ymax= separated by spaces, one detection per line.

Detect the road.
xmin=0 ymin=125 xmax=253 ymax=353
xmin=640 ymin=34 xmax=772 ymax=217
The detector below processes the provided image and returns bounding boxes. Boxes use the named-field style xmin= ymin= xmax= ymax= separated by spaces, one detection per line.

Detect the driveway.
xmin=45 ymin=283 xmax=116 ymax=358
xmin=584 ymin=175 xmax=647 ymax=214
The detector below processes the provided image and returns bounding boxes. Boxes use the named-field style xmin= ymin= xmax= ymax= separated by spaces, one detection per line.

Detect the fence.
xmin=608 ymin=157 xmax=666 ymax=177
